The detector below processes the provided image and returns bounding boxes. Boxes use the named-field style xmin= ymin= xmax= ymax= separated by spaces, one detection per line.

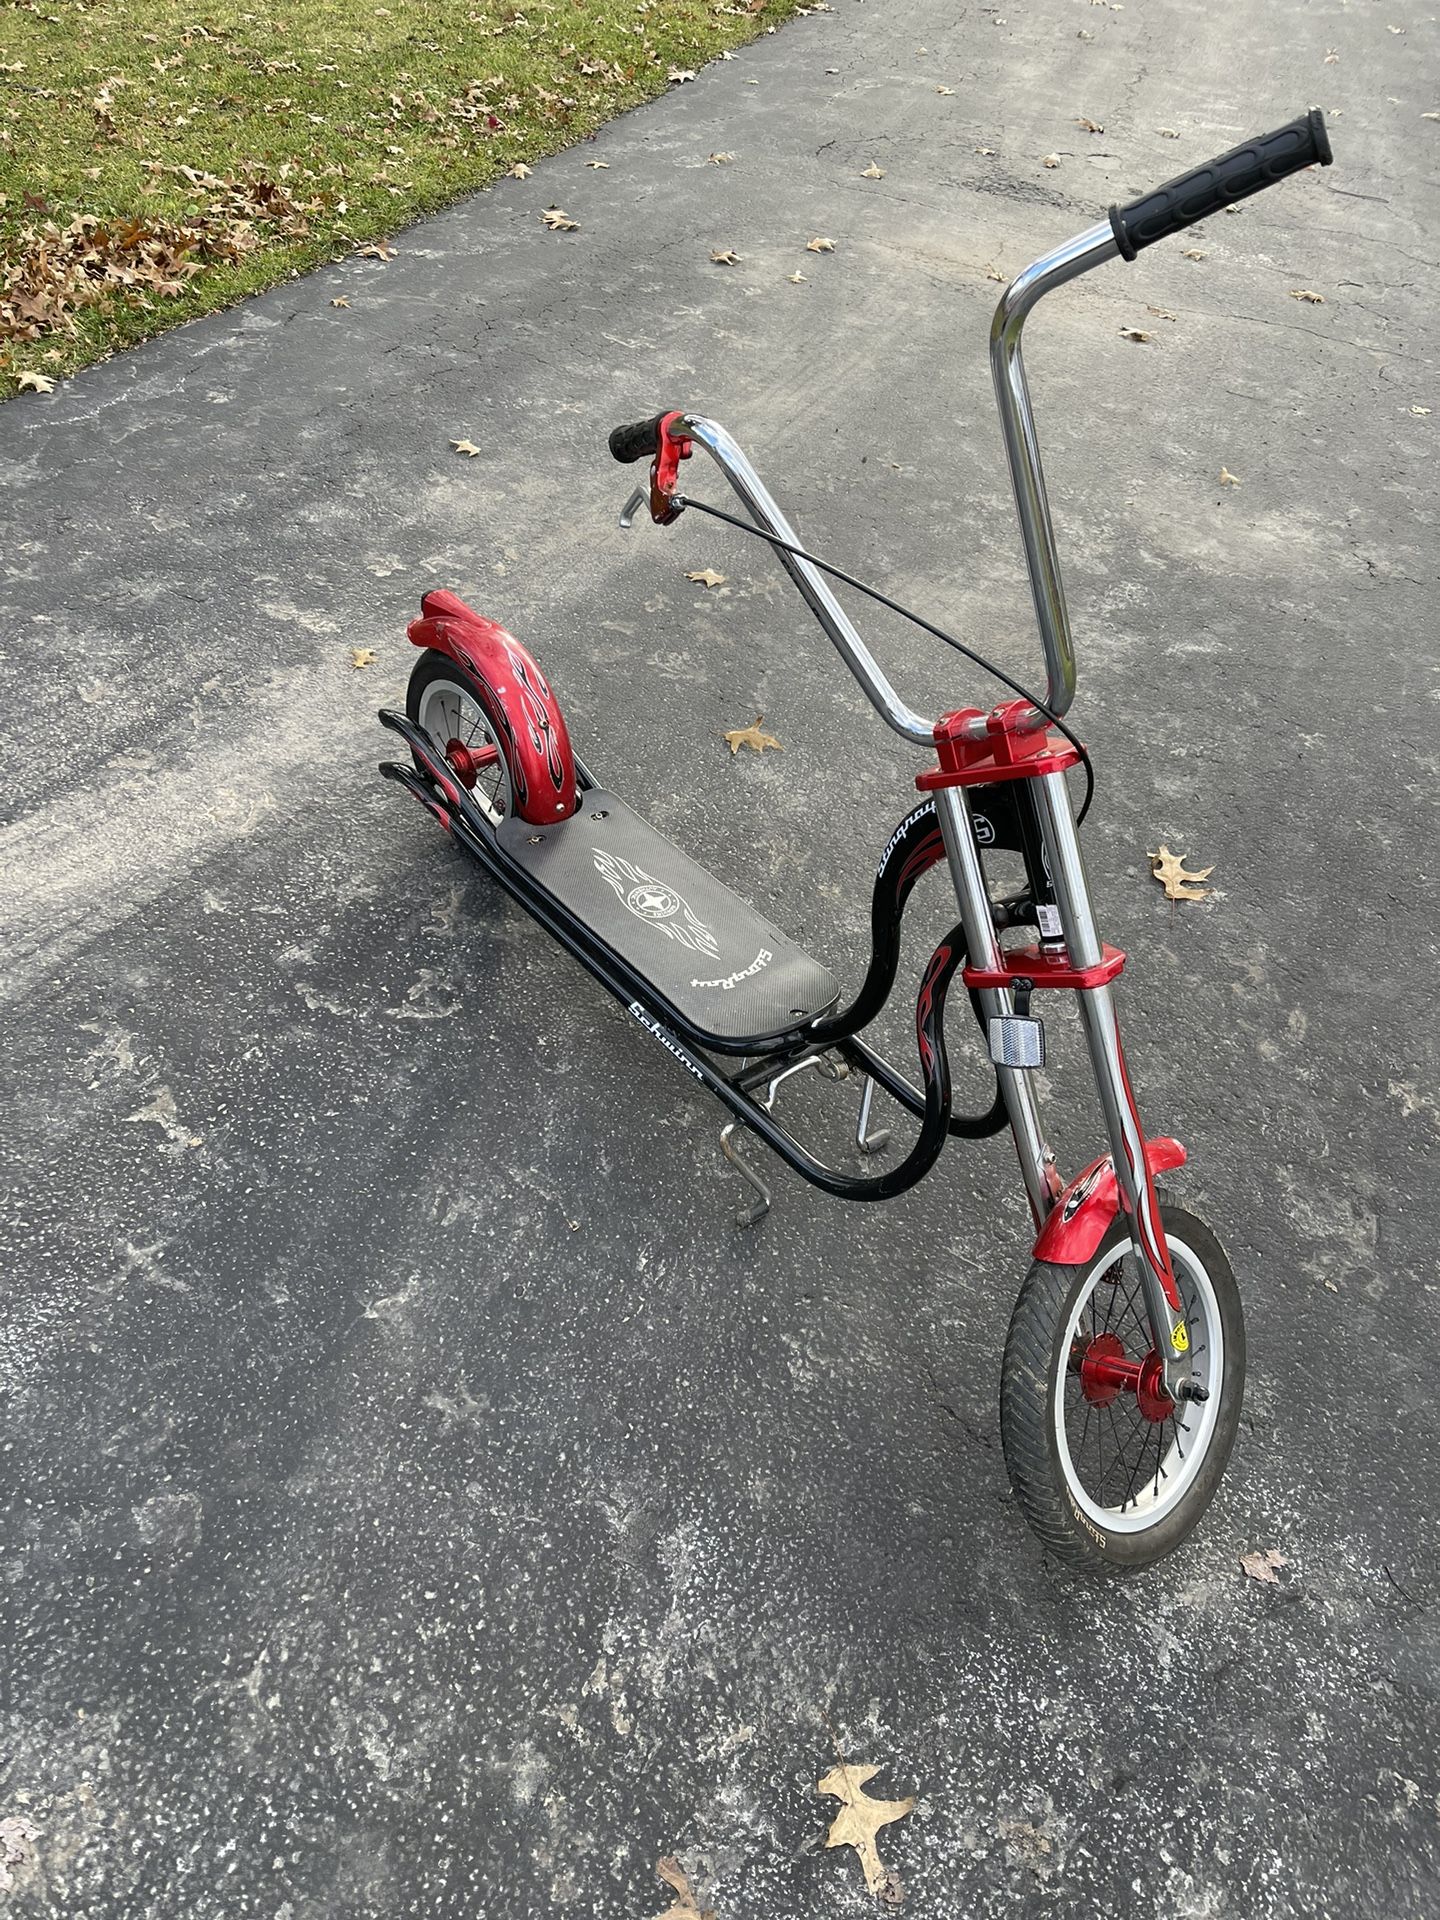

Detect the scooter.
xmin=379 ymin=110 xmax=1333 ymax=1571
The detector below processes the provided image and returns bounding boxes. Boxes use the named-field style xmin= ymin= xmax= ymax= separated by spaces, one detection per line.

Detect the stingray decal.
xmin=592 ymin=849 xmax=720 ymax=958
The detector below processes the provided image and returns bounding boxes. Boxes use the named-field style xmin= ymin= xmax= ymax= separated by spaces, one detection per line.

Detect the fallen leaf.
xmin=1119 ymin=327 xmax=1152 ymax=342
xmin=1290 ymin=288 xmax=1325 ymax=304
xmin=653 ymin=1856 xmax=714 ymax=1920
xmin=818 ymin=1761 xmax=915 ymax=1898
xmin=356 ymin=239 xmax=394 ymax=259
xmin=1324 ymin=48 xmax=1339 ymax=63
xmin=975 ymin=145 xmax=998 ymax=155
xmin=1157 ymin=126 xmax=1180 ymax=138
xmin=451 ymin=438 xmax=481 ymax=456
xmin=1423 ymin=111 xmax=1440 ymax=121
xmin=668 ymin=67 xmax=696 ymax=84
xmin=541 ymin=208 xmax=580 ymax=231
xmin=1076 ymin=116 xmax=1104 ymax=133
xmin=1042 ymin=152 xmax=1061 ymax=168
xmin=788 ymin=271 xmax=808 ymax=283
xmin=1149 ymin=844 xmax=1214 ymax=901
xmin=330 ymin=295 xmax=350 ymax=308
xmin=1410 ymin=405 xmax=1432 ymax=416
xmin=16 ymin=370 xmax=55 ymax=392
xmin=710 ymin=248 xmax=741 ymax=265
xmin=1146 ymin=304 xmax=1178 ymax=321
xmin=708 ymin=151 xmax=736 ymax=164
xmin=509 ymin=162 xmax=533 ymax=179
xmin=350 ymin=648 xmax=377 ymax=670
xmin=1219 ymin=466 xmax=1241 ymax=486
xmin=1182 ymin=247 xmax=1207 ymax=260
xmin=1240 ymin=1547 xmax=1289 ymax=1584
xmin=860 ymin=162 xmax=886 ymax=178
xmin=584 ymin=160 xmax=610 ymax=169
xmin=724 ymin=714 xmax=782 ymax=755
xmin=685 ymin=568 xmax=727 ymax=588
xmin=984 ymin=264 xmax=1005 ymax=282
xmin=806 ymin=236 xmax=835 ymax=252
xmin=936 ymin=85 xmax=956 ymax=96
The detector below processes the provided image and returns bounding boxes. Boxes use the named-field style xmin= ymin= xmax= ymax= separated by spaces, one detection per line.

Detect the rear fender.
xmin=1033 ymin=1136 xmax=1186 ymax=1267
xmin=407 ymin=588 xmax=577 ymax=824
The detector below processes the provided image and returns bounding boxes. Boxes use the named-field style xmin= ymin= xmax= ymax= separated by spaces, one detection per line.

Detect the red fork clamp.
xmin=917 ymin=700 xmax=1082 ymax=791
xmin=649 ymin=410 xmax=692 ymax=524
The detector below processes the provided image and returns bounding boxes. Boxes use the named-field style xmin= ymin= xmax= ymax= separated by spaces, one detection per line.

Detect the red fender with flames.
xmin=407 ymin=588 xmax=577 ymax=824
xmin=1032 ymin=1135 xmax=1187 ymax=1267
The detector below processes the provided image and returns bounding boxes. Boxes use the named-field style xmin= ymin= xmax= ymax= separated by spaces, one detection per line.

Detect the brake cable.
xmin=671 ymin=493 xmax=1094 ymax=825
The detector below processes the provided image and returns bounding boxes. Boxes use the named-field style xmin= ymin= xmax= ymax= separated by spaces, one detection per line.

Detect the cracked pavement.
xmin=2 ymin=0 xmax=1437 ymax=1915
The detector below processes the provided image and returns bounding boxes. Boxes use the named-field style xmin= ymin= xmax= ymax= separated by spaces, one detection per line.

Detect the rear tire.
xmin=407 ymin=649 xmax=513 ymax=829
xmin=1000 ymin=1204 xmax=1245 ymax=1574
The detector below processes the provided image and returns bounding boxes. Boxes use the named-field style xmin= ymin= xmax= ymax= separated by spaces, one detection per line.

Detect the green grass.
xmin=0 ymin=0 xmax=804 ymax=396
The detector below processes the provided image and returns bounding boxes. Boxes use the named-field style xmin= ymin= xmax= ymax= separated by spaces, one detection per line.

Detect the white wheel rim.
xmin=416 ymin=674 xmax=512 ymax=827
xmin=1053 ymin=1234 xmax=1224 ymax=1534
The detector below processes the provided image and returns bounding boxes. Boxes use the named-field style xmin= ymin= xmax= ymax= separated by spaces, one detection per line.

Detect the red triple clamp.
xmin=916 ymin=699 xmax=1082 ymax=791
xmin=962 ymin=942 xmax=1126 ymax=992
xmin=650 ymin=409 xmax=693 ymax=524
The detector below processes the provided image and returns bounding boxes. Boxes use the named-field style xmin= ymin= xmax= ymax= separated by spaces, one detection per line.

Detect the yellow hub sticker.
xmin=1171 ymin=1322 xmax=1190 ymax=1353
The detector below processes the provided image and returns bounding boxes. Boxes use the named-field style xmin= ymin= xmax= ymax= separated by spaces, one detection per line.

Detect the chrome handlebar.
xmin=621 ymin=219 xmax=1122 ymax=748
xmin=989 ymin=221 xmax=1119 ymax=728
xmin=669 ymin=416 xmax=936 ymax=746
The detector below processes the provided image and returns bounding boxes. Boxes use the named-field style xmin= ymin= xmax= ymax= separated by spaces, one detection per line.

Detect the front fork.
xmin=934 ymin=775 xmax=1193 ymax=1400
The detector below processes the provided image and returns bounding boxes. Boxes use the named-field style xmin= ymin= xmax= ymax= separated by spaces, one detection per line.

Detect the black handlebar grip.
xmin=608 ymin=412 xmax=672 ymax=464
xmin=1108 ymin=108 xmax=1332 ymax=260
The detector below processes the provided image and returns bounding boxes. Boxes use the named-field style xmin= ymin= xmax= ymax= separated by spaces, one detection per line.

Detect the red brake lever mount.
xmin=649 ymin=410 xmax=693 ymax=524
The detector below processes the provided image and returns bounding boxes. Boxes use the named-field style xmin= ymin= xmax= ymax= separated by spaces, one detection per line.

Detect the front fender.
xmin=1033 ymin=1136 xmax=1186 ymax=1267
xmin=408 ymin=588 xmax=577 ymax=825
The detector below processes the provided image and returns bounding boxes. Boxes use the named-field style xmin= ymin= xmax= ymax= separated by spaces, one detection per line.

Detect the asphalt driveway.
xmin=3 ymin=1 xmax=1437 ymax=1914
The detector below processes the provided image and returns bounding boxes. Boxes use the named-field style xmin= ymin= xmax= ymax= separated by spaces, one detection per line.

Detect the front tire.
xmin=1000 ymin=1204 xmax=1245 ymax=1574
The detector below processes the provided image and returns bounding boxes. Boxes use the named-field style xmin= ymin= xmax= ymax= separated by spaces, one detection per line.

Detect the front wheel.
xmin=1000 ymin=1203 xmax=1245 ymax=1574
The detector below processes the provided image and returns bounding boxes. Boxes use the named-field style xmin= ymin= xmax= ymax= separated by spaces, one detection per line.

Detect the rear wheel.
xmin=407 ymin=649 xmax=513 ymax=829
xmin=1000 ymin=1204 xmax=1244 ymax=1573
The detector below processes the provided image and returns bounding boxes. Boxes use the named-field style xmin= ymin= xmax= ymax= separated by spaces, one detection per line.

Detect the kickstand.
xmin=718 ymin=1052 xmax=887 ymax=1228
xmin=720 ymin=1121 xmax=773 ymax=1228
xmin=855 ymin=1075 xmax=891 ymax=1156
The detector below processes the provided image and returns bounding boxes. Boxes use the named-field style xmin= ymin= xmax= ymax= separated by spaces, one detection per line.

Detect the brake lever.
xmin=618 ymin=485 xmax=647 ymax=530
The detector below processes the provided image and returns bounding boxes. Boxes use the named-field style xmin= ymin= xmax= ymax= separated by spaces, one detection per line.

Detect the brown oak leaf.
xmin=818 ymin=1761 xmax=915 ymax=1898
xmin=1149 ymin=845 xmax=1214 ymax=901
xmin=652 ymin=1856 xmax=714 ymax=1920
xmin=1240 ymin=1548 xmax=1288 ymax=1584
xmin=723 ymin=714 xmax=782 ymax=755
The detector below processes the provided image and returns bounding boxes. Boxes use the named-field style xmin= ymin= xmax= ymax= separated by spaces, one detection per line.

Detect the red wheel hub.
xmin=1077 ymin=1334 xmax=1175 ymax=1423
xmin=445 ymin=738 xmax=500 ymax=791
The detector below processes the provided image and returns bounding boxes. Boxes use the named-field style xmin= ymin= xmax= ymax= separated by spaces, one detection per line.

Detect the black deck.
xmin=497 ymin=790 xmax=839 ymax=1042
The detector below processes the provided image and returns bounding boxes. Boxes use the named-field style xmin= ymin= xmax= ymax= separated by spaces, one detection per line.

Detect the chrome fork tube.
xmin=1031 ymin=769 xmax=1190 ymax=1389
xmin=933 ymin=787 xmax=1058 ymax=1223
